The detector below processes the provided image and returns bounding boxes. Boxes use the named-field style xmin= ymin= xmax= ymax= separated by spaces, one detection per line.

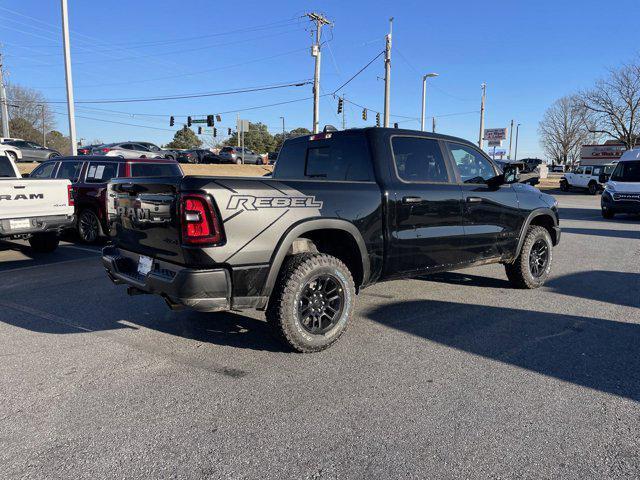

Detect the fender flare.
xmin=512 ymin=208 xmax=558 ymax=260
xmin=261 ymin=218 xmax=370 ymax=298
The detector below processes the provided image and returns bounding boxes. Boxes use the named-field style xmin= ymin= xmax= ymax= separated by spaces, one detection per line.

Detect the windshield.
xmin=611 ymin=161 xmax=640 ymax=182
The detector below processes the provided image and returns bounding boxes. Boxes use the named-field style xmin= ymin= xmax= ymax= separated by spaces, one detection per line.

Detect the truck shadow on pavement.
xmin=365 ymin=299 xmax=640 ymax=402
xmin=561 ymin=226 xmax=640 ymax=240
xmin=425 ymin=270 xmax=640 ymax=310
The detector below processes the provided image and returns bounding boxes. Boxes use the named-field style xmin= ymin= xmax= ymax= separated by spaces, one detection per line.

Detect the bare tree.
xmin=5 ymin=83 xmax=55 ymax=138
xmin=578 ymin=63 xmax=640 ymax=149
xmin=538 ymin=96 xmax=591 ymax=165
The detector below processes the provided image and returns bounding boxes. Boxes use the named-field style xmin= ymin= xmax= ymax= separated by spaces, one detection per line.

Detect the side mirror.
xmin=503 ymin=164 xmax=520 ymax=184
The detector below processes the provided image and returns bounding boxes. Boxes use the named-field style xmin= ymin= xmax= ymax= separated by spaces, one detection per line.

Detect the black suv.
xmin=103 ymin=128 xmax=560 ymax=352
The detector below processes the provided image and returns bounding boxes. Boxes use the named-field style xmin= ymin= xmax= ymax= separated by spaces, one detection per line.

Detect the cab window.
xmin=391 ymin=136 xmax=450 ymax=183
xmin=85 ymin=162 xmax=118 ymax=183
xmin=584 ymin=166 xmax=593 ymax=175
xmin=446 ymin=143 xmax=496 ymax=183
xmin=31 ymin=162 xmax=57 ymax=178
xmin=56 ymin=161 xmax=83 ymax=182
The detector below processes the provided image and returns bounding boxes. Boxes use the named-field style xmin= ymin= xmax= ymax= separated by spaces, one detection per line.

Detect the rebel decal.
xmin=226 ymin=195 xmax=323 ymax=211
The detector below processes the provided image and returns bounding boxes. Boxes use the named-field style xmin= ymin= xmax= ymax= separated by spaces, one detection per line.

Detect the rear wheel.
xmin=588 ymin=182 xmax=597 ymax=195
xmin=77 ymin=209 xmax=101 ymax=244
xmin=505 ymin=226 xmax=553 ymax=289
xmin=560 ymin=180 xmax=569 ymax=191
xmin=29 ymin=232 xmax=59 ymax=253
xmin=235 ymin=157 xmax=242 ymax=165
xmin=266 ymin=253 xmax=355 ymax=353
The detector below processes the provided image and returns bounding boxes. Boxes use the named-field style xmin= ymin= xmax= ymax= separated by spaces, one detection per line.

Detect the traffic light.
xmin=207 ymin=115 xmax=214 ymax=127
xmin=227 ymin=128 xmax=232 ymax=135
xmin=169 ymin=116 xmax=174 ymax=127
xmin=394 ymin=122 xmax=399 ymax=128
xmin=213 ymin=128 xmax=217 ymax=137
xmin=337 ymin=97 xmax=343 ymax=114
xmin=216 ymin=114 xmax=222 ymax=122
xmin=376 ymin=112 xmax=380 ymax=127
xmin=198 ymin=127 xmax=202 ymax=135
xmin=187 ymin=116 xmax=192 ymax=127
xmin=362 ymin=108 xmax=367 ymax=121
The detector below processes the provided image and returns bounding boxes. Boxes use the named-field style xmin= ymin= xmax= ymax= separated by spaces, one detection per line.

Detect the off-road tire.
xmin=588 ymin=182 xmax=597 ymax=195
xmin=29 ymin=232 xmax=59 ymax=253
xmin=266 ymin=253 xmax=356 ymax=353
xmin=505 ymin=226 xmax=553 ymax=289
xmin=601 ymin=208 xmax=615 ymax=219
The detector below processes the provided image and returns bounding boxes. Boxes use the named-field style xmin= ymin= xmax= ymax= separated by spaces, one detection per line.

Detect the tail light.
xmin=180 ymin=193 xmax=224 ymax=246
xmin=67 ymin=185 xmax=74 ymax=206
xmin=100 ymin=147 xmax=110 ymax=154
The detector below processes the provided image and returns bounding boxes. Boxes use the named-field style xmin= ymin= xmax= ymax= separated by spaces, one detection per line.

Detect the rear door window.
xmin=56 ymin=161 xmax=83 ymax=182
xmin=30 ymin=162 xmax=58 ymax=178
xmin=391 ymin=136 xmax=450 ymax=183
xmin=0 ymin=157 xmax=16 ymax=177
xmin=85 ymin=162 xmax=118 ymax=183
xmin=129 ymin=162 xmax=182 ymax=177
xmin=304 ymin=135 xmax=373 ymax=181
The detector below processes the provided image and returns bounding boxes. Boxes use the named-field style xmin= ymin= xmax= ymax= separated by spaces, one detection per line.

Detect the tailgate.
xmin=0 ymin=178 xmax=73 ymax=219
xmin=108 ymin=177 xmax=185 ymax=263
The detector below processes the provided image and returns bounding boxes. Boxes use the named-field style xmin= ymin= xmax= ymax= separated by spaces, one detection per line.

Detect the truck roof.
xmin=285 ymin=127 xmax=479 ymax=149
xmin=619 ymin=148 xmax=640 ymax=162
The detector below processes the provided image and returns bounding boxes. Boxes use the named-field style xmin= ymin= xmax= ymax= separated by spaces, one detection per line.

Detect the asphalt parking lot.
xmin=1 ymin=192 xmax=638 ymax=479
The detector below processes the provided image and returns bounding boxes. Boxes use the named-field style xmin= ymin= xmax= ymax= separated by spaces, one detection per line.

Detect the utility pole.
xmin=478 ymin=82 xmax=486 ymax=148
xmin=420 ymin=72 xmax=439 ymax=131
xmin=432 ymin=116 xmax=436 ymax=133
xmin=39 ymin=104 xmax=46 ymax=146
xmin=236 ymin=113 xmax=240 ymax=147
xmin=306 ymin=12 xmax=331 ymax=134
xmin=514 ymin=123 xmax=521 ymax=161
xmin=0 ymin=54 xmax=10 ymax=138
xmin=383 ymin=17 xmax=393 ymax=128
xmin=508 ymin=119 xmax=514 ymax=159
xmin=61 ymin=0 xmax=77 ymax=155
xmin=280 ymin=116 xmax=286 ymax=147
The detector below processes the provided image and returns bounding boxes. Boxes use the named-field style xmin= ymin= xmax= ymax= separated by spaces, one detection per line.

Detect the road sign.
xmin=484 ymin=128 xmax=507 ymax=141
xmin=237 ymin=119 xmax=249 ymax=133
xmin=191 ymin=119 xmax=207 ymax=124
xmin=488 ymin=140 xmax=502 ymax=147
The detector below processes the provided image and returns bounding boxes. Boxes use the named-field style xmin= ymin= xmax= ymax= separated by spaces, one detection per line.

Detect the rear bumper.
xmin=0 ymin=214 xmax=74 ymax=237
xmin=102 ymin=246 xmax=231 ymax=312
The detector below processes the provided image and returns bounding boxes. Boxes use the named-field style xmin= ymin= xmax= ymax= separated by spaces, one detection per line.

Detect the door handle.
xmin=402 ymin=196 xmax=422 ymax=204
xmin=466 ymin=196 xmax=483 ymax=203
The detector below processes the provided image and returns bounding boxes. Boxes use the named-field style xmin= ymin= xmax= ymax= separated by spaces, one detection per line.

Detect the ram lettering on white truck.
xmin=0 ymin=155 xmax=75 ymax=252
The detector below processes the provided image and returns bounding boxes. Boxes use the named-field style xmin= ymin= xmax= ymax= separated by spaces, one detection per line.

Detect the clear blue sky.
xmin=2 ymin=0 xmax=639 ymax=158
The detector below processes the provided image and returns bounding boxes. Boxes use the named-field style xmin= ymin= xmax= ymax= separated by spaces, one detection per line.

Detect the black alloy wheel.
xmin=298 ymin=274 xmax=345 ymax=335
xmin=528 ymin=238 xmax=550 ymax=278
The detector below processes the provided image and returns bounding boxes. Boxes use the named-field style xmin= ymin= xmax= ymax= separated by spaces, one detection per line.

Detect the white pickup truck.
xmin=0 ymin=155 xmax=75 ymax=252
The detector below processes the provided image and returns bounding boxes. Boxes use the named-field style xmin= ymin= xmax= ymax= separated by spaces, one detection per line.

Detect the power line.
xmin=9 ymin=81 xmax=312 ymax=105
xmin=331 ymin=50 xmax=384 ymax=94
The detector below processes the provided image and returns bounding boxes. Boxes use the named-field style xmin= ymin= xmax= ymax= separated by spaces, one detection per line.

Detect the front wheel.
xmin=505 ymin=226 xmax=553 ymax=289
xmin=560 ymin=180 xmax=569 ymax=191
xmin=48 ymin=153 xmax=60 ymax=160
xmin=29 ymin=232 xmax=59 ymax=253
xmin=601 ymin=207 xmax=615 ymax=219
xmin=266 ymin=253 xmax=355 ymax=353
xmin=588 ymin=182 xmax=597 ymax=195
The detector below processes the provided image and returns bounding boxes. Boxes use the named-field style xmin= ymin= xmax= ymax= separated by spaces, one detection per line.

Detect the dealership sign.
xmin=484 ymin=128 xmax=507 ymax=141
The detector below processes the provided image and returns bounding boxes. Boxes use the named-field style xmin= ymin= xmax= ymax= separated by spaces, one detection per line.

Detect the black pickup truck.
xmin=102 ymin=127 xmax=560 ymax=352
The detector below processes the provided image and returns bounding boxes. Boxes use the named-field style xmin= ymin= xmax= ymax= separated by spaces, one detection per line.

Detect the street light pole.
xmin=60 ymin=0 xmax=77 ymax=155
xmin=514 ymin=123 xmax=521 ymax=161
xmin=508 ymin=119 xmax=514 ymax=159
xmin=279 ymin=116 xmax=285 ymax=146
xmin=420 ymin=73 xmax=439 ymax=132
xmin=39 ymin=104 xmax=46 ymax=147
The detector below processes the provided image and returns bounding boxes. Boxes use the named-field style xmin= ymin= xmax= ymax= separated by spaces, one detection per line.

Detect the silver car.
xmin=218 ymin=146 xmax=264 ymax=165
xmin=2 ymin=140 xmax=60 ymax=163
xmin=92 ymin=142 xmax=164 ymax=159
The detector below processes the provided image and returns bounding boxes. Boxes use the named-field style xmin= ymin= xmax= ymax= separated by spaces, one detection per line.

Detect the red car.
xmin=28 ymin=156 xmax=183 ymax=243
